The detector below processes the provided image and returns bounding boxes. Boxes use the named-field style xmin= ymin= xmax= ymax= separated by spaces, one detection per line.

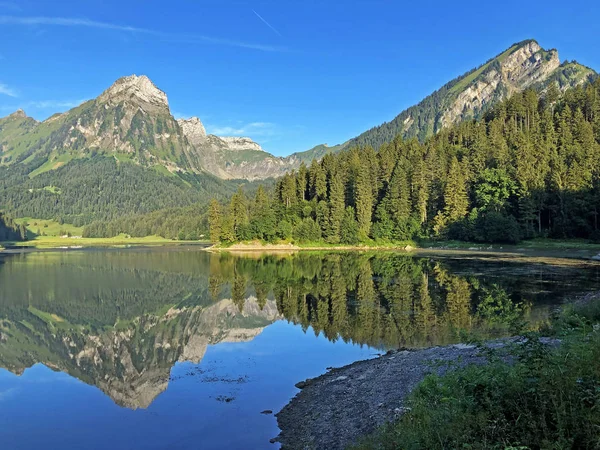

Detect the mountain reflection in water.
xmin=1 ymin=249 xmax=599 ymax=411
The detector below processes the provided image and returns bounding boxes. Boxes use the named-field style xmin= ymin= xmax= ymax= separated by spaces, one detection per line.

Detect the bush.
xmin=589 ymin=230 xmax=600 ymax=243
xmin=475 ymin=211 xmax=521 ymax=244
xmin=353 ymin=301 xmax=600 ymax=450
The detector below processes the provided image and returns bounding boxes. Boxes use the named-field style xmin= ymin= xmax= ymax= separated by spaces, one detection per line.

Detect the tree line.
xmin=0 ymin=212 xmax=27 ymax=241
xmin=208 ymin=252 xmax=532 ymax=348
xmin=209 ymin=79 xmax=600 ymax=244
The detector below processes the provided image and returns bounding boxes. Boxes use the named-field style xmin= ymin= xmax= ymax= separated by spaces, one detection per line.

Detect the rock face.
xmin=176 ymin=122 xmax=297 ymax=180
xmin=9 ymin=109 xmax=28 ymax=119
xmin=345 ymin=39 xmax=597 ymax=149
xmin=98 ymin=75 xmax=169 ymax=111
xmin=439 ymin=41 xmax=560 ymax=128
xmin=219 ymin=136 xmax=264 ymax=152
xmin=177 ymin=117 xmax=207 ymax=143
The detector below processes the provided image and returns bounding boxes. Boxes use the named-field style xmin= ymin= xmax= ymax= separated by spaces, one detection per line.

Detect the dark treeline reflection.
xmin=208 ymin=252 xmax=584 ymax=349
xmin=0 ymin=249 xmax=598 ymax=408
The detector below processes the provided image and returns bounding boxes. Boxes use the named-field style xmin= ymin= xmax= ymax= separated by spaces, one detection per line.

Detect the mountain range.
xmin=0 ymin=39 xmax=596 ymax=224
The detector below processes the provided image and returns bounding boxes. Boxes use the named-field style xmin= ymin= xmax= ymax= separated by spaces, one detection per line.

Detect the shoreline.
xmin=205 ymin=242 xmax=415 ymax=253
xmin=272 ymin=341 xmax=501 ymax=449
xmin=207 ymin=242 xmax=600 ymax=264
xmin=0 ymin=240 xmax=211 ymax=254
xmin=2 ymin=239 xmax=599 ymax=265
xmin=273 ymin=336 xmax=563 ymax=450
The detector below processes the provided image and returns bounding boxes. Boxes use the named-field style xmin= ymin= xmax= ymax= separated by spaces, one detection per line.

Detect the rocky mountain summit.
xmin=97 ymin=74 xmax=169 ymax=111
xmin=347 ymin=39 xmax=596 ymax=149
xmin=0 ymin=74 xmax=280 ymax=179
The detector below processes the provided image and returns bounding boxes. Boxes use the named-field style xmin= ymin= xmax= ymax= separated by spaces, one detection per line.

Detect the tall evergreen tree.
xmin=208 ymin=199 xmax=222 ymax=243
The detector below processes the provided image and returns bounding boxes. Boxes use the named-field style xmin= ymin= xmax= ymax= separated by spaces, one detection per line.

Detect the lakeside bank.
xmin=273 ymin=292 xmax=600 ymax=449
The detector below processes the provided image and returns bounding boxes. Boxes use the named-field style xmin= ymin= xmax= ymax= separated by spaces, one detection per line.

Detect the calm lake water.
xmin=1 ymin=248 xmax=599 ymax=449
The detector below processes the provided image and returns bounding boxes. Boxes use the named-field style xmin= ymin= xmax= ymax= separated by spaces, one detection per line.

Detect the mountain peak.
xmin=219 ymin=136 xmax=264 ymax=152
xmin=8 ymin=109 xmax=27 ymax=119
xmin=177 ymin=117 xmax=207 ymax=145
xmin=98 ymin=74 xmax=169 ymax=109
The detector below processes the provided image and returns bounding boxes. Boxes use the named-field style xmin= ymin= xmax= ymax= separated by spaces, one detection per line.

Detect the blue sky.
xmin=0 ymin=0 xmax=598 ymax=156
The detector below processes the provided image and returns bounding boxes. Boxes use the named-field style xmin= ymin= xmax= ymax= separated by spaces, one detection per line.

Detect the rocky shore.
xmin=273 ymin=339 xmax=554 ymax=450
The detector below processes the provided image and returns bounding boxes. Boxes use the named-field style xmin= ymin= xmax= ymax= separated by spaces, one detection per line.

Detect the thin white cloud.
xmin=252 ymin=10 xmax=282 ymax=37
xmin=0 ymin=82 xmax=17 ymax=97
xmin=28 ymin=99 xmax=87 ymax=109
xmin=0 ymin=99 xmax=88 ymax=115
xmin=0 ymin=15 xmax=285 ymax=52
xmin=207 ymin=121 xmax=277 ymax=137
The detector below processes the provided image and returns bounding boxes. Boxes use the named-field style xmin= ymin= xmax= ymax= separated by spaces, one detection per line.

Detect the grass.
xmin=3 ymin=218 xmax=208 ymax=249
xmin=28 ymin=153 xmax=76 ymax=178
xmin=447 ymin=44 xmax=518 ymax=96
xmin=298 ymin=239 xmax=417 ymax=249
xmin=153 ymin=164 xmax=175 ymax=177
xmin=114 ymin=152 xmax=134 ymax=163
xmin=14 ymin=217 xmax=83 ymax=238
xmin=5 ymin=234 xmax=207 ymax=249
xmin=351 ymin=297 xmax=600 ymax=450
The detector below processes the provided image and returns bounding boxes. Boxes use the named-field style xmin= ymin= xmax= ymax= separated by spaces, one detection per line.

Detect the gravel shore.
xmin=273 ymin=341 xmax=514 ymax=450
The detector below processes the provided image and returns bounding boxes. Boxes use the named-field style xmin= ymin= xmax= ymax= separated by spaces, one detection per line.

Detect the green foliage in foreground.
xmin=352 ymin=300 xmax=600 ymax=450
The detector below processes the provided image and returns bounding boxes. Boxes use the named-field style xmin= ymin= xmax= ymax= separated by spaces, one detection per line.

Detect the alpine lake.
xmin=1 ymin=246 xmax=599 ymax=449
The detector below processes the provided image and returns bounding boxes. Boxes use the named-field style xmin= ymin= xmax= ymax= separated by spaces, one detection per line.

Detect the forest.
xmin=0 ymin=212 xmax=26 ymax=241
xmin=209 ymin=79 xmax=600 ymax=245
xmin=0 ymin=156 xmax=241 ymax=227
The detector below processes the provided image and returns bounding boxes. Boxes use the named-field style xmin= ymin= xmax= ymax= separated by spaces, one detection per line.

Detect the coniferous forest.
xmin=0 ymin=212 xmax=27 ymax=241
xmin=209 ymin=79 xmax=600 ymax=245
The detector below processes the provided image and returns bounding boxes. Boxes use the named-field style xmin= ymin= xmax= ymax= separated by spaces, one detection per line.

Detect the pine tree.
xmin=208 ymin=199 xmax=222 ymax=243
xmin=296 ymin=163 xmax=308 ymax=202
xmin=309 ymin=160 xmax=327 ymax=201
xmin=386 ymin=163 xmax=411 ymax=224
xmin=251 ymin=185 xmax=276 ymax=240
xmin=355 ymin=163 xmax=374 ymax=240
xmin=327 ymin=166 xmax=345 ymax=243
xmin=229 ymin=188 xmax=248 ymax=238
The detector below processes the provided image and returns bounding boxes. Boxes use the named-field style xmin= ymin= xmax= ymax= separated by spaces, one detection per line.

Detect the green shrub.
xmin=353 ymin=302 xmax=600 ymax=450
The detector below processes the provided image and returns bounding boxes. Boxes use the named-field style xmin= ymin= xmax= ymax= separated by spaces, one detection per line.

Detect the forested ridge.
xmin=209 ymin=79 xmax=600 ymax=245
xmin=0 ymin=156 xmax=244 ymax=228
xmin=346 ymin=41 xmax=596 ymax=150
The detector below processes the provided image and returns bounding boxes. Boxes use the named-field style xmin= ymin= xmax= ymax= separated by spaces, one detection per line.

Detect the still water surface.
xmin=1 ymin=248 xmax=599 ymax=449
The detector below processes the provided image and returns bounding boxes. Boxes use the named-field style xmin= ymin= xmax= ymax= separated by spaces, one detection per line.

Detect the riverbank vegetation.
xmin=352 ymin=296 xmax=600 ymax=450
xmin=209 ymin=79 xmax=600 ymax=247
